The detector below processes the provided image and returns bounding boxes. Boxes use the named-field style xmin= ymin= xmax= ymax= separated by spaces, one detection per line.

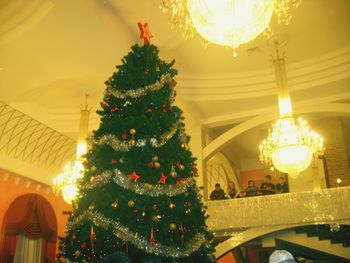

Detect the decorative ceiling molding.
xmin=177 ymin=46 xmax=350 ymax=101
xmin=0 ymin=0 xmax=53 ymax=44
xmin=0 ymin=101 xmax=76 ymax=170
xmin=203 ymin=91 xmax=350 ymax=128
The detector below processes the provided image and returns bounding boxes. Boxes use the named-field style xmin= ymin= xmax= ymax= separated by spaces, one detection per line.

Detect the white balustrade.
xmin=205 ymin=187 xmax=350 ymax=231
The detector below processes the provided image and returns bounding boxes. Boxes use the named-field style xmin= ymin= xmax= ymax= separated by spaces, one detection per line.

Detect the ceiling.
xmin=1 ymin=0 xmax=350 ymax=176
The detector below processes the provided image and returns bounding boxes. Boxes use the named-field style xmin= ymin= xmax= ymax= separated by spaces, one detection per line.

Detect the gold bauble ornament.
xmin=91 ymin=166 xmax=97 ymax=172
xmin=178 ymin=164 xmax=185 ymax=171
xmin=170 ymin=171 xmax=177 ymax=178
xmin=169 ymin=203 xmax=176 ymax=209
xmin=145 ymin=183 xmax=153 ymax=189
xmin=154 ymin=162 xmax=160 ymax=168
xmin=111 ymin=200 xmax=119 ymax=208
xmin=130 ymin=128 xmax=136 ymax=135
xmin=128 ymin=200 xmax=135 ymax=207
xmin=130 ymin=138 xmax=136 ymax=145
xmin=74 ymin=250 xmax=81 ymax=257
xmin=152 ymin=156 xmax=158 ymax=162
xmin=169 ymin=223 xmax=177 ymax=230
xmin=152 ymin=215 xmax=162 ymax=222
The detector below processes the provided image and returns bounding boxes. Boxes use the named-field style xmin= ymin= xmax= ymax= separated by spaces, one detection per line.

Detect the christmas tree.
xmin=58 ymin=23 xmax=215 ymax=263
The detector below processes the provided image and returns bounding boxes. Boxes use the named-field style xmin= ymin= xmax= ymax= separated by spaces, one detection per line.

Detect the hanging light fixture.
xmin=53 ymin=95 xmax=90 ymax=204
xmin=160 ymin=0 xmax=301 ymax=55
xmin=259 ymin=45 xmax=324 ymax=178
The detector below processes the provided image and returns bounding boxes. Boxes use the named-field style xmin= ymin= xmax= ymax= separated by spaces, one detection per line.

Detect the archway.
xmin=206 ymin=152 xmax=239 ymax=199
xmin=0 ymin=193 xmax=58 ymax=263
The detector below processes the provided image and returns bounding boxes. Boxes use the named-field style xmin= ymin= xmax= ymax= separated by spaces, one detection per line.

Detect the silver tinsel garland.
xmin=91 ymin=122 xmax=181 ymax=152
xmin=79 ymin=170 xmax=113 ymax=190
xmin=66 ymin=210 xmax=208 ymax=258
xmin=113 ymin=169 xmax=196 ymax=197
xmin=106 ymin=73 xmax=173 ymax=99
xmin=79 ymin=169 xmax=196 ymax=197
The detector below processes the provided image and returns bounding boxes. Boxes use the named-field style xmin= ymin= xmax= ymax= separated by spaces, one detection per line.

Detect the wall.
xmin=0 ymin=168 xmax=71 ymax=247
xmin=314 ymin=118 xmax=350 ymax=187
xmin=240 ymin=169 xmax=265 ymax=190
xmin=288 ymin=159 xmax=327 ymax=192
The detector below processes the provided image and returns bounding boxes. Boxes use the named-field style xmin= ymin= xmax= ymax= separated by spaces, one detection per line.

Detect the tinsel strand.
xmin=66 ymin=210 xmax=208 ymax=258
xmin=79 ymin=169 xmax=196 ymax=197
xmin=106 ymin=73 xmax=173 ymax=99
xmin=91 ymin=122 xmax=181 ymax=152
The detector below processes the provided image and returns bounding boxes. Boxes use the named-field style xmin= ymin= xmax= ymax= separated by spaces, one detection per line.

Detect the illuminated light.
xmin=272 ymin=145 xmax=312 ymax=178
xmin=259 ymin=48 xmax=324 ymax=177
xmin=260 ymin=117 xmax=324 ymax=177
xmin=76 ymin=142 xmax=88 ymax=159
xmin=161 ymin=0 xmax=301 ymax=51
xmin=278 ymin=97 xmax=293 ymax=117
xmin=53 ymin=160 xmax=84 ymax=204
xmin=187 ymin=0 xmax=274 ymax=48
xmin=336 ymin=178 xmax=342 ymax=184
xmin=53 ymin=95 xmax=90 ymax=204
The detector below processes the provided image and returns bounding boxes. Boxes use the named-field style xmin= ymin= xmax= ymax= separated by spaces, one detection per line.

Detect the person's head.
xmin=265 ymin=175 xmax=272 ymax=182
xmin=248 ymin=180 xmax=255 ymax=187
xmin=228 ymin=181 xmax=235 ymax=190
xmin=215 ymin=183 xmax=221 ymax=190
xmin=269 ymin=250 xmax=295 ymax=263
xmin=278 ymin=176 xmax=285 ymax=184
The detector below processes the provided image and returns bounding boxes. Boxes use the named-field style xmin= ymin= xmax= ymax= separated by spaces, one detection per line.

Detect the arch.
xmin=215 ymin=220 xmax=350 ymax=258
xmin=0 ymin=193 xmax=58 ymax=263
xmin=203 ymin=103 xmax=350 ymax=161
xmin=206 ymin=152 xmax=239 ymax=197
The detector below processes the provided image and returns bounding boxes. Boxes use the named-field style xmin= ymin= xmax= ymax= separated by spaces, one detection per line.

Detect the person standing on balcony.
xmin=210 ymin=183 xmax=227 ymax=200
xmin=227 ymin=180 xmax=238 ymax=198
xmin=244 ymin=180 xmax=258 ymax=197
xmin=276 ymin=176 xmax=289 ymax=193
xmin=260 ymin=175 xmax=276 ymax=195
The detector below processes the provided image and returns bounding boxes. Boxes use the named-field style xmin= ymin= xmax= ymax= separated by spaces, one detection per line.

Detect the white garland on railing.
xmin=66 ymin=210 xmax=208 ymax=258
xmin=106 ymin=73 xmax=173 ymax=99
xmin=91 ymin=122 xmax=180 ymax=152
xmin=79 ymin=169 xmax=196 ymax=197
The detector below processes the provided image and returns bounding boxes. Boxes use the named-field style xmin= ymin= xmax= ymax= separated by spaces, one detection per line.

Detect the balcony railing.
xmin=205 ymin=186 xmax=350 ymax=232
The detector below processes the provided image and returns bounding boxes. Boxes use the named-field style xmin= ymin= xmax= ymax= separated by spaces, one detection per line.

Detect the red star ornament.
xmin=178 ymin=178 xmax=187 ymax=184
xmin=128 ymin=171 xmax=141 ymax=182
xmin=157 ymin=172 xmax=167 ymax=184
xmin=137 ymin=22 xmax=153 ymax=45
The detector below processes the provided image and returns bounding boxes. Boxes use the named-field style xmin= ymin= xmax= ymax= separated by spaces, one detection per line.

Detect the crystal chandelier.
xmin=259 ymin=47 xmax=324 ymax=178
xmin=160 ymin=0 xmax=301 ymax=55
xmin=53 ymin=96 xmax=90 ymax=204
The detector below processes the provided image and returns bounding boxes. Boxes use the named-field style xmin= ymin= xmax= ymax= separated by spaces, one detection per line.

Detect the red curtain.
xmin=0 ymin=194 xmax=58 ymax=263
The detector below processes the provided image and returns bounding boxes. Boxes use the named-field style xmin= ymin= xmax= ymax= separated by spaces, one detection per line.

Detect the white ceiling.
xmin=1 ymin=0 xmax=350 ymax=165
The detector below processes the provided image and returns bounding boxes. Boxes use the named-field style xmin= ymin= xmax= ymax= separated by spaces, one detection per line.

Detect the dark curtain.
xmin=0 ymin=194 xmax=58 ymax=263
